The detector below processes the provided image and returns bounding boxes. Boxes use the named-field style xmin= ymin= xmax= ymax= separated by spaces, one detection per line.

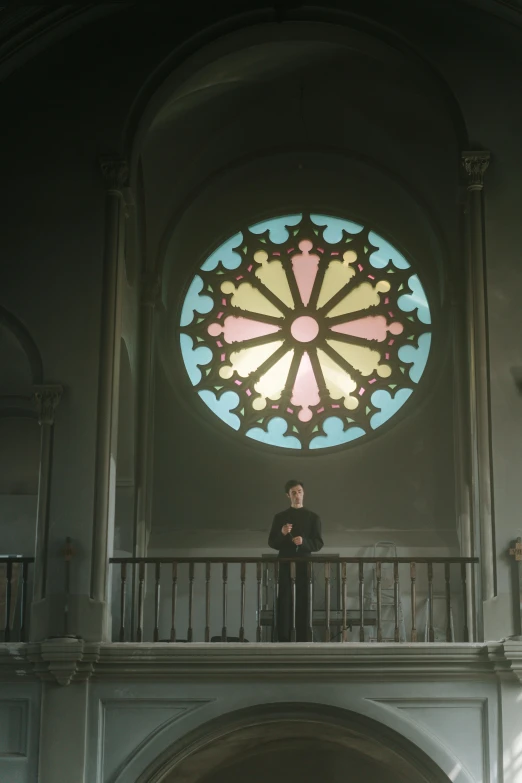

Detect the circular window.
xmin=179 ymin=213 xmax=432 ymax=451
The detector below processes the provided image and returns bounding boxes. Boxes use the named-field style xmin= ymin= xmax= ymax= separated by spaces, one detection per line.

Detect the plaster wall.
xmin=85 ymin=676 xmax=499 ymax=783
xmin=0 ymin=681 xmax=41 ymax=783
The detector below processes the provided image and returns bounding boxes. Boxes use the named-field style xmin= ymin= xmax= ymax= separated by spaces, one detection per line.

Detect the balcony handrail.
xmin=110 ymin=556 xmax=478 ymax=564
xmin=0 ymin=556 xmax=35 ymax=562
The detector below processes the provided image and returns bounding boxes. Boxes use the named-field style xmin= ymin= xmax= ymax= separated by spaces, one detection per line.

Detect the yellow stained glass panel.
xmin=326 ymin=280 xmax=390 ymax=318
xmin=317 ymin=349 xmax=359 ymax=410
xmin=221 ymin=280 xmax=284 ymax=318
xmin=326 ymin=339 xmax=391 ymax=377
xmin=219 ymin=341 xmax=284 ymax=379
xmin=254 ymin=250 xmax=294 ymax=308
xmin=252 ymin=350 xmax=294 ymax=410
xmin=317 ymin=251 xmax=357 ymax=308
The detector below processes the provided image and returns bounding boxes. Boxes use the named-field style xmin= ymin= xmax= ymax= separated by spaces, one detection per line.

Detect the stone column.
xmin=32 ymin=385 xmax=62 ymax=601
xmin=462 ymin=151 xmax=495 ymax=618
xmin=90 ymin=157 xmax=128 ymax=623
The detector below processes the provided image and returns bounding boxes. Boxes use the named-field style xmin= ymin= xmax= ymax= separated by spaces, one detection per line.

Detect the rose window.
xmin=179 ymin=214 xmax=432 ymax=451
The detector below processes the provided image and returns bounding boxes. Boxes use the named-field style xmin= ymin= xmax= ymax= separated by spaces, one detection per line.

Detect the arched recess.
xmin=124 ymin=17 xmax=470 ymax=555
xmin=130 ymin=703 xmax=465 ymax=783
xmin=0 ymin=414 xmax=40 ymax=555
xmin=0 ymin=308 xmax=44 ymax=559
xmin=0 ymin=305 xmax=43 ymax=392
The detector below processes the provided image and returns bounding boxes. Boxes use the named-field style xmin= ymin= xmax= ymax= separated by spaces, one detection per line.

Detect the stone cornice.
xmin=3 ymin=640 xmax=522 ymax=685
xmin=3 ymin=640 xmax=522 ymax=686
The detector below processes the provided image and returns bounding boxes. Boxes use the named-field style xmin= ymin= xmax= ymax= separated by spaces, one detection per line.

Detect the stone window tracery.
xmin=179 ymin=214 xmax=431 ymax=451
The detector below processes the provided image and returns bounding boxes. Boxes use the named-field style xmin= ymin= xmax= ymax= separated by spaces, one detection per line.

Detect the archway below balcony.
xmin=139 ymin=703 xmax=458 ymax=783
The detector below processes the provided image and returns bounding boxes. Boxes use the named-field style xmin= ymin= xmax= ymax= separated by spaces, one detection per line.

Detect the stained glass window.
xmin=179 ymin=214 xmax=432 ymax=451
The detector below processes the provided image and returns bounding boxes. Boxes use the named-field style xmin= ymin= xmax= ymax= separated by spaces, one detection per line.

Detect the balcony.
xmin=109 ymin=555 xmax=478 ymax=644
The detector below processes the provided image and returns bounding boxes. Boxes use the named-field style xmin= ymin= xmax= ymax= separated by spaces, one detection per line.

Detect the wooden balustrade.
xmin=0 ymin=556 xmax=33 ymax=642
xmin=109 ymin=556 xmax=479 ymax=644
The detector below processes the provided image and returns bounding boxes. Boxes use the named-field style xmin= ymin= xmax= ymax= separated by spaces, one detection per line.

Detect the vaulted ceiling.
xmin=0 ymin=1 xmax=521 ymax=82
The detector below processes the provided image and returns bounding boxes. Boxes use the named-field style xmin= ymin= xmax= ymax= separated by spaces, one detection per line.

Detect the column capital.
xmin=33 ymin=385 xmax=63 ymax=425
xmin=141 ymin=272 xmax=162 ymax=308
xmin=99 ymin=156 xmax=129 ymax=194
xmin=462 ymin=150 xmax=490 ymax=191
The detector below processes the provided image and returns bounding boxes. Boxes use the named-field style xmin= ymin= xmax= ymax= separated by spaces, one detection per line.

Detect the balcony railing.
xmin=109 ymin=556 xmax=478 ymax=644
xmin=0 ymin=556 xmax=33 ymax=642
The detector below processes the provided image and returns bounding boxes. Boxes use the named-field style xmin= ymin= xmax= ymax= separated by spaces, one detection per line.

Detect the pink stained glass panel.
xmin=291 ymin=352 xmax=321 ymax=422
xmin=330 ymin=315 xmax=404 ymax=343
xmin=208 ymin=315 xmax=281 ymax=343
xmin=290 ymin=316 xmax=319 ymax=343
xmin=291 ymin=239 xmax=319 ymax=306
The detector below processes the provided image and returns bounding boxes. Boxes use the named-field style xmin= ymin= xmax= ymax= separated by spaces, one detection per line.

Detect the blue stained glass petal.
xmin=246 ymin=418 xmax=301 ymax=449
xmin=198 ymin=390 xmax=240 ymax=431
xmin=180 ymin=275 xmax=213 ymax=327
xmin=398 ymin=333 xmax=431 ymax=383
xmin=249 ymin=214 xmax=302 ymax=244
xmin=309 ymin=417 xmax=365 ymax=449
xmin=310 ymin=214 xmax=364 ymax=243
xmin=370 ymin=388 xmax=413 ymax=430
xmin=180 ymin=334 xmax=212 ymax=385
xmin=201 ymin=232 xmax=242 ymax=271
xmin=368 ymin=231 xmax=410 ymax=269
xmin=398 ymin=275 xmax=431 ymax=325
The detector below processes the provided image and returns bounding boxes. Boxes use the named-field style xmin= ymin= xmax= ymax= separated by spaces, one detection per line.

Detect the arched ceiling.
xmin=0 ymin=1 xmax=521 ymax=82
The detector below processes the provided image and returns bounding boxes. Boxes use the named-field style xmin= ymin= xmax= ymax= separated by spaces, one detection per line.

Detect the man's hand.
xmin=292 ymin=536 xmax=303 ymax=546
xmin=282 ymin=523 xmax=293 ymax=535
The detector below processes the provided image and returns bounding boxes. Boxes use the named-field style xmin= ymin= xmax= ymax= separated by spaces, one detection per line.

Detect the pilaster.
xmin=90 ymin=157 xmax=129 ymax=637
xmin=462 ymin=150 xmax=496 ymax=637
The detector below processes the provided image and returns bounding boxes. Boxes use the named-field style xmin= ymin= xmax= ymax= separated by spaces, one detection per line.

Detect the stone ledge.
xmin=2 ymin=640 xmax=522 ymax=685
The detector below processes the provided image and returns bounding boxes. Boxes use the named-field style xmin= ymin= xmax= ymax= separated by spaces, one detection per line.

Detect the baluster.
xmin=324 ymin=561 xmax=331 ymax=642
xmin=221 ymin=562 xmax=228 ymax=641
xmin=376 ymin=561 xmax=382 ymax=642
xmin=4 ymin=561 xmax=12 ymax=642
xmin=461 ymin=562 xmax=469 ymax=642
xmin=20 ymin=561 xmax=29 ymax=643
xmin=445 ymin=563 xmax=453 ymax=642
xmin=170 ymin=562 xmax=177 ymax=642
xmin=205 ymin=562 xmax=211 ymax=643
xmin=427 ymin=562 xmax=434 ymax=642
xmin=239 ymin=562 xmax=246 ymax=642
xmin=137 ymin=561 xmax=145 ymax=642
xmin=290 ymin=560 xmax=297 ymax=642
xmin=307 ymin=561 xmax=313 ymax=642
xmin=187 ymin=562 xmax=195 ymax=642
xmin=410 ymin=562 xmax=417 ymax=642
xmin=341 ymin=562 xmax=347 ymax=643
xmin=393 ymin=561 xmax=400 ymax=642
xmin=256 ymin=562 xmax=262 ymax=642
xmin=358 ymin=560 xmax=365 ymax=642
xmin=273 ymin=561 xmax=279 ymax=642
xmin=119 ymin=562 xmax=127 ymax=642
xmin=153 ymin=562 xmax=161 ymax=642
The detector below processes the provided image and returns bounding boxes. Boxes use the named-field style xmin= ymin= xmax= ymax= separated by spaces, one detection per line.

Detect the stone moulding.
xmin=1 ymin=640 xmax=522 ymax=685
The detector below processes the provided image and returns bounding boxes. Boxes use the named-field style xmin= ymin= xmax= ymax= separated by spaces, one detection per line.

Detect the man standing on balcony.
xmin=268 ymin=480 xmax=324 ymax=642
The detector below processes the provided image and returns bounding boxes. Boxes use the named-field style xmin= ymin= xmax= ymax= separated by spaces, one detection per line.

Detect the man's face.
xmin=287 ymin=484 xmax=304 ymax=506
